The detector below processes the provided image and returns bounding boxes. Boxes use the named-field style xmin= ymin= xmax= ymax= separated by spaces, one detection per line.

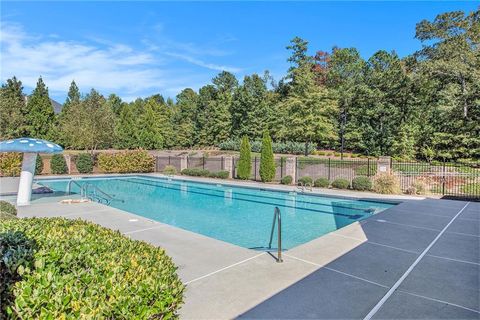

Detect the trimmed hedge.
xmin=181 ymin=168 xmax=210 ymax=177
xmin=208 ymin=171 xmax=229 ymax=179
xmin=0 ymin=153 xmax=22 ymax=177
xmin=35 ymin=155 xmax=43 ymax=175
xmin=0 ymin=218 xmax=184 ymax=319
xmin=219 ymin=139 xmax=316 ymax=155
xmin=97 ymin=150 xmax=154 ymax=173
xmin=280 ymin=175 xmax=293 ymax=185
xmin=75 ymin=153 xmax=93 ymax=174
xmin=259 ymin=131 xmax=275 ymax=182
xmin=314 ymin=177 xmax=330 ymax=188
xmin=297 ymin=176 xmax=313 ymax=187
xmin=332 ymin=178 xmax=350 ymax=189
xmin=236 ymin=136 xmax=252 ymax=180
xmin=352 ymin=176 xmax=372 ymax=191
xmin=50 ymin=154 xmax=68 ymax=174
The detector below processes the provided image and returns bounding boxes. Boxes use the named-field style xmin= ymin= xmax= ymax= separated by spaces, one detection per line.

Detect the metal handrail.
xmin=268 ymin=206 xmax=283 ymax=263
xmin=67 ymin=180 xmax=122 ymax=204
xmin=67 ymin=180 xmax=85 ymax=197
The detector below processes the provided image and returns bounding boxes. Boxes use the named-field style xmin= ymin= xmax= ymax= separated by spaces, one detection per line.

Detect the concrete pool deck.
xmin=1 ymin=175 xmax=479 ymax=319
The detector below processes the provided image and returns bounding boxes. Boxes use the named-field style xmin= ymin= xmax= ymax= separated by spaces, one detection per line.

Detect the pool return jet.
xmin=0 ymin=137 xmax=63 ymax=206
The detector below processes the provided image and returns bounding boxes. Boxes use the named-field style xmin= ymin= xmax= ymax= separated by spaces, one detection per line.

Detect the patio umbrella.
xmin=0 ymin=137 xmax=63 ymax=206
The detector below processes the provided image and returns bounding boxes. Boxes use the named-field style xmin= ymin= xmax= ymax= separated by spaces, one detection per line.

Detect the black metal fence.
xmin=155 ymin=155 xmax=480 ymax=199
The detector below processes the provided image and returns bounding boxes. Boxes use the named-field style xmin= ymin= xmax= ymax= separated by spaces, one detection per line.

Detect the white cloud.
xmin=165 ymin=52 xmax=241 ymax=73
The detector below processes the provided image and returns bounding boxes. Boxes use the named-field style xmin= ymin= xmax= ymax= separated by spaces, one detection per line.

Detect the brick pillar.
xmin=65 ymin=154 xmax=72 ymax=174
xmin=285 ymin=157 xmax=297 ymax=183
xmin=180 ymin=155 xmax=188 ymax=172
xmin=223 ymin=156 xmax=233 ymax=178
xmin=377 ymin=156 xmax=391 ymax=175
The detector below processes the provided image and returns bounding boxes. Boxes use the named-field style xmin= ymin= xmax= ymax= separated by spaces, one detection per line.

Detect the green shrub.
xmin=0 ymin=153 xmax=22 ymax=177
xmin=259 ymin=131 xmax=275 ymax=182
xmin=334 ymin=152 xmax=341 ymax=157
xmin=181 ymin=168 xmax=210 ymax=177
xmin=35 ymin=155 xmax=43 ymax=175
xmin=314 ymin=177 xmax=330 ymax=188
xmin=280 ymin=175 xmax=293 ymax=185
xmin=50 ymin=154 xmax=68 ymax=174
xmin=374 ymin=174 xmax=401 ymax=194
xmin=461 ymin=183 xmax=480 ymax=195
xmin=352 ymin=176 xmax=373 ymax=191
xmin=98 ymin=150 xmax=154 ymax=173
xmin=0 ymin=201 xmax=17 ymax=217
xmin=163 ymin=165 xmax=177 ymax=175
xmin=0 ymin=230 xmax=36 ymax=315
xmin=75 ymin=153 xmax=93 ymax=174
xmin=237 ymin=136 xmax=252 ymax=180
xmin=0 ymin=218 xmax=184 ymax=318
xmin=208 ymin=171 xmax=229 ymax=179
xmin=332 ymin=178 xmax=350 ymax=189
xmin=298 ymin=176 xmax=313 ymax=186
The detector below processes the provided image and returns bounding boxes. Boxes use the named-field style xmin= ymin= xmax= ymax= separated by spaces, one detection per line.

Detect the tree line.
xmin=0 ymin=9 xmax=478 ymax=160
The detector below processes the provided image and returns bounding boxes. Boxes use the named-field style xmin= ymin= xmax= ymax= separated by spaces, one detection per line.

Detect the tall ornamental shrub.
xmin=35 ymin=155 xmax=43 ymax=175
xmin=75 ymin=153 xmax=94 ymax=174
xmin=259 ymin=131 xmax=275 ymax=182
xmin=237 ymin=136 xmax=252 ymax=180
xmin=50 ymin=154 xmax=67 ymax=174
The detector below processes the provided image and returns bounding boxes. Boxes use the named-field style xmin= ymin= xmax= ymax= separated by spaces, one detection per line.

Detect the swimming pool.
xmin=37 ymin=176 xmax=394 ymax=249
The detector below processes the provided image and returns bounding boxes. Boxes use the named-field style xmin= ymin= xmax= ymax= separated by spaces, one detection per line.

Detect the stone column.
xmin=223 ymin=156 xmax=233 ymax=178
xmin=65 ymin=154 xmax=72 ymax=174
xmin=377 ymin=156 xmax=391 ymax=175
xmin=180 ymin=155 xmax=188 ymax=172
xmin=285 ymin=157 xmax=297 ymax=183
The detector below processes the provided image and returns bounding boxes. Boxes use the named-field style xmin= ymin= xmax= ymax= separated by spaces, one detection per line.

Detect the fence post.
xmin=168 ymin=156 xmax=171 ymax=165
xmin=280 ymin=159 xmax=284 ymax=179
xmin=221 ymin=156 xmax=224 ymax=171
xmin=367 ymin=158 xmax=371 ymax=177
xmin=202 ymin=155 xmax=205 ymax=170
xmin=377 ymin=156 xmax=391 ymax=174
xmin=442 ymin=160 xmax=446 ymax=196
xmin=286 ymin=157 xmax=296 ymax=183
xmin=295 ymin=157 xmax=298 ymax=183
xmin=328 ymin=158 xmax=331 ymax=181
xmin=223 ymin=156 xmax=233 ymax=178
xmin=254 ymin=157 xmax=257 ymax=181
xmin=180 ymin=155 xmax=188 ymax=172
xmin=65 ymin=154 xmax=72 ymax=174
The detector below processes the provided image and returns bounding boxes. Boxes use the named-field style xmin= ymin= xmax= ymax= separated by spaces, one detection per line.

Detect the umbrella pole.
xmin=17 ymin=153 xmax=37 ymax=206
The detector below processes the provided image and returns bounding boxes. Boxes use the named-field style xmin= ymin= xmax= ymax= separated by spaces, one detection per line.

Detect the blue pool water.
xmin=37 ymin=176 xmax=394 ymax=249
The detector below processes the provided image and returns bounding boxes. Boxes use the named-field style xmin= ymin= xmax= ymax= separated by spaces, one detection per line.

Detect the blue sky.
xmin=1 ymin=1 xmax=478 ymax=102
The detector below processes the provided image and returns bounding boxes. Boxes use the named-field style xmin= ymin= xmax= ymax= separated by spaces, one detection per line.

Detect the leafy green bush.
xmin=218 ymin=139 xmax=315 ymax=155
xmin=280 ymin=175 xmax=293 ymax=185
xmin=0 ymin=230 xmax=36 ymax=315
xmin=314 ymin=177 xmax=330 ymax=188
xmin=0 ymin=201 xmax=17 ymax=217
xmin=352 ymin=176 xmax=372 ymax=191
xmin=0 ymin=153 xmax=22 ymax=177
xmin=237 ymin=136 xmax=252 ymax=180
xmin=334 ymin=152 xmax=341 ymax=157
xmin=208 ymin=171 xmax=229 ymax=179
xmin=374 ymin=174 xmax=401 ymax=194
xmin=461 ymin=183 xmax=480 ymax=195
xmin=35 ymin=155 xmax=43 ymax=175
xmin=163 ymin=165 xmax=177 ymax=175
xmin=298 ymin=176 xmax=313 ymax=186
xmin=0 ymin=218 xmax=184 ymax=319
xmin=75 ymin=153 xmax=93 ymax=174
xmin=259 ymin=131 xmax=275 ymax=182
xmin=181 ymin=168 xmax=210 ymax=177
xmin=332 ymin=178 xmax=350 ymax=189
xmin=50 ymin=154 xmax=68 ymax=174
xmin=98 ymin=150 xmax=154 ymax=173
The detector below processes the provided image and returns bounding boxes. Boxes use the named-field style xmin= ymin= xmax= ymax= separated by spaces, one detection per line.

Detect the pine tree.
xmin=237 ymin=136 xmax=252 ymax=180
xmin=0 ymin=76 xmax=27 ymax=139
xmin=25 ymin=77 xmax=55 ymax=139
xmin=136 ymin=99 xmax=163 ymax=149
xmin=173 ymin=88 xmax=198 ymax=147
xmin=114 ymin=104 xmax=138 ymax=149
xmin=62 ymin=80 xmax=80 ymax=114
xmin=259 ymin=131 xmax=275 ymax=182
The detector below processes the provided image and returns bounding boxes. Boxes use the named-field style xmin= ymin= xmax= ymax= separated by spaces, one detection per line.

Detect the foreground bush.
xmin=259 ymin=131 xmax=275 ymax=182
xmin=50 ymin=154 xmax=68 ymax=174
xmin=0 ymin=153 xmax=21 ymax=177
xmin=280 ymin=175 xmax=293 ymax=185
xmin=0 ymin=201 xmax=17 ymax=217
xmin=374 ymin=174 xmax=401 ymax=194
xmin=0 ymin=218 xmax=184 ymax=319
xmin=75 ymin=153 xmax=93 ymax=173
xmin=352 ymin=176 xmax=373 ymax=191
xmin=314 ymin=177 xmax=330 ymax=188
xmin=98 ymin=150 xmax=154 ymax=173
xmin=181 ymin=168 xmax=210 ymax=177
xmin=332 ymin=178 xmax=350 ymax=189
xmin=297 ymin=176 xmax=313 ymax=186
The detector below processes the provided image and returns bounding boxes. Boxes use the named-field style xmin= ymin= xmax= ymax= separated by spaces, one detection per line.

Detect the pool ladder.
xmin=67 ymin=180 xmax=123 ymax=205
xmin=268 ymin=206 xmax=283 ymax=263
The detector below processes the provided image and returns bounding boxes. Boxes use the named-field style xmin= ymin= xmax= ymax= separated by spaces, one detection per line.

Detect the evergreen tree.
xmin=136 ymin=99 xmax=163 ymax=149
xmin=237 ymin=136 xmax=252 ymax=180
xmin=259 ymin=131 xmax=275 ymax=182
xmin=114 ymin=104 xmax=138 ymax=149
xmin=0 ymin=76 xmax=27 ymax=139
xmin=174 ymin=88 xmax=198 ymax=147
xmin=62 ymin=80 xmax=80 ymax=114
xmin=25 ymin=77 xmax=55 ymax=139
